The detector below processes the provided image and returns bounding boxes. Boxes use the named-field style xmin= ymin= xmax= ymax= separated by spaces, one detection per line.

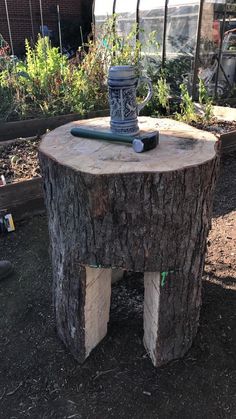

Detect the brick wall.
xmin=0 ymin=0 xmax=93 ymax=54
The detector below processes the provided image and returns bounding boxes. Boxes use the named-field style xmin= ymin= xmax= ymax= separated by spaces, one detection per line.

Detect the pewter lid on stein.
xmin=108 ymin=65 xmax=137 ymax=79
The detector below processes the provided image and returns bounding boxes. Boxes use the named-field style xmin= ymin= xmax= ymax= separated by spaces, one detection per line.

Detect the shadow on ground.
xmin=213 ymin=152 xmax=236 ymax=217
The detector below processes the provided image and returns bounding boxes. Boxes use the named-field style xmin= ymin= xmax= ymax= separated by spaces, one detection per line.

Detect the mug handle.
xmin=137 ymin=76 xmax=153 ymax=115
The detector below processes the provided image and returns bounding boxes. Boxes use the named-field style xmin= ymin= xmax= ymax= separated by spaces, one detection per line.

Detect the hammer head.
xmin=132 ymin=131 xmax=159 ymax=153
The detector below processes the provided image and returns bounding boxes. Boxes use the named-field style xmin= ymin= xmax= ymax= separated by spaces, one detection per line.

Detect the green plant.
xmin=0 ymin=36 xmax=72 ymax=118
xmin=17 ymin=37 xmax=72 ymax=116
xmin=198 ymin=78 xmax=213 ymax=121
xmin=70 ymin=32 xmax=108 ymax=114
xmin=0 ymin=36 xmax=93 ymax=119
xmin=157 ymin=76 xmax=170 ymax=112
xmin=0 ymin=18 xmax=147 ymax=120
xmin=100 ymin=17 xmax=142 ymax=69
xmin=0 ymin=18 xmax=197 ymax=122
xmin=165 ymin=57 xmax=192 ymax=95
xmin=176 ymin=83 xmax=196 ymax=123
xmin=143 ymin=73 xmax=171 ymax=117
xmin=0 ymin=85 xmax=14 ymax=119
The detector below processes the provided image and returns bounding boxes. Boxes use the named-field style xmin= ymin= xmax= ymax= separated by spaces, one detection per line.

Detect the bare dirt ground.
xmin=0 ymin=152 xmax=235 ymax=419
xmin=0 ymin=137 xmax=40 ymax=184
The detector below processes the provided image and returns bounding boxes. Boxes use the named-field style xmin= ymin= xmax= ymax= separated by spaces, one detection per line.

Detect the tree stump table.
xmin=39 ymin=117 xmax=220 ymax=367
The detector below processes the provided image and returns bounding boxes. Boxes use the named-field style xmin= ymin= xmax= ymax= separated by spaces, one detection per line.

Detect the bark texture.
xmin=39 ymin=117 xmax=220 ymax=366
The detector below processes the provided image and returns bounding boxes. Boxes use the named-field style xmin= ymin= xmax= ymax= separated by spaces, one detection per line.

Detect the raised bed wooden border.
xmin=220 ymin=130 xmax=236 ymax=154
xmin=0 ymin=110 xmax=109 ymax=142
xmin=0 ymin=177 xmax=44 ymax=221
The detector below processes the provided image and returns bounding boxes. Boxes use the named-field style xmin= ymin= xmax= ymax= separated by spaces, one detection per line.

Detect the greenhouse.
xmin=93 ymin=0 xmax=236 ymax=100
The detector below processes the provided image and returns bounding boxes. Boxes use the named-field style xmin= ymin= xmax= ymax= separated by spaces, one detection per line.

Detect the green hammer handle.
xmin=70 ymin=127 xmax=134 ymax=144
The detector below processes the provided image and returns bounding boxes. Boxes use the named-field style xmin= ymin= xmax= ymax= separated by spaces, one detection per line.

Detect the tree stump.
xmin=39 ymin=116 xmax=220 ymax=367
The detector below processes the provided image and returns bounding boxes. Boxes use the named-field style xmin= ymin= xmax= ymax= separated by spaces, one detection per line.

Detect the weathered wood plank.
xmin=0 ymin=178 xmax=44 ymax=220
xmin=0 ymin=110 xmax=109 ymax=142
xmin=220 ymin=130 xmax=236 ymax=154
xmin=84 ymin=267 xmax=112 ymax=358
xmin=54 ymin=262 xmax=112 ymax=362
xmin=143 ymin=272 xmax=161 ymax=366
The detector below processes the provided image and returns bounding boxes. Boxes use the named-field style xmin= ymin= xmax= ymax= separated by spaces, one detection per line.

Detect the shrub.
xmin=0 ymin=21 xmax=214 ymax=123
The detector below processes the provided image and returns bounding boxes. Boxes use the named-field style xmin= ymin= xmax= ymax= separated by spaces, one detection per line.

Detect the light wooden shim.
xmin=84 ymin=267 xmax=112 ymax=357
xmin=143 ymin=272 xmax=161 ymax=367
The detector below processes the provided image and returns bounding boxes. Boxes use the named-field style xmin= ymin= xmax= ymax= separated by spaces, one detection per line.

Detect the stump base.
xmin=39 ymin=117 xmax=220 ymax=367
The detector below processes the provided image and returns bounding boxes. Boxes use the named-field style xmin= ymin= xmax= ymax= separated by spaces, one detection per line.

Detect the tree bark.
xmin=39 ymin=116 xmax=220 ymax=366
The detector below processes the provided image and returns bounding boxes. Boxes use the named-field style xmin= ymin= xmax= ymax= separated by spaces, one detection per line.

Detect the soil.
xmin=0 ymin=137 xmax=41 ymax=184
xmin=191 ymin=118 xmax=236 ymax=135
xmin=0 ymin=148 xmax=235 ymax=418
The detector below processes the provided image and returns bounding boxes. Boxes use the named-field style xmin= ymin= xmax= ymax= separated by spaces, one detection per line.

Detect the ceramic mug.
xmin=108 ymin=65 xmax=153 ymax=135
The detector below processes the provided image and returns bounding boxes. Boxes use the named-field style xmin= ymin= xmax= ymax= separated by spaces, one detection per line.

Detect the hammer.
xmin=70 ymin=127 xmax=159 ymax=153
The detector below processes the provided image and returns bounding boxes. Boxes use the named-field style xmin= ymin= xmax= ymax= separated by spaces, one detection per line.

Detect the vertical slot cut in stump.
xmin=39 ymin=117 xmax=220 ymax=367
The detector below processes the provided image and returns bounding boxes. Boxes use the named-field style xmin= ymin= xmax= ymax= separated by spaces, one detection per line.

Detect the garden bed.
xmin=191 ymin=118 xmax=236 ymax=154
xmin=0 ymin=177 xmax=43 ymax=221
xmin=0 ymin=137 xmax=43 ymax=220
xmin=0 ymin=137 xmax=40 ymax=183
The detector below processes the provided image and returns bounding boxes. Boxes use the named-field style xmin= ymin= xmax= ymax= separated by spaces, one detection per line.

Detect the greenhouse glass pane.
xmin=115 ymin=0 xmax=137 ymax=14
xmin=166 ymin=1 xmax=199 ymax=58
xmin=115 ymin=0 xmax=138 ymax=38
xmin=164 ymin=1 xmax=199 ymax=94
xmin=205 ymin=0 xmax=226 ymax=3
xmin=94 ymin=0 xmax=114 ymax=34
xmin=94 ymin=0 xmax=114 ymax=17
xmin=168 ymin=0 xmax=199 ymax=4
xmin=139 ymin=0 xmax=165 ymax=65
xmin=197 ymin=0 xmax=234 ymax=97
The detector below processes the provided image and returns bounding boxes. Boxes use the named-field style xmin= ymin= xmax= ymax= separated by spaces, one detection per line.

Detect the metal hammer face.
xmin=132 ymin=131 xmax=159 ymax=153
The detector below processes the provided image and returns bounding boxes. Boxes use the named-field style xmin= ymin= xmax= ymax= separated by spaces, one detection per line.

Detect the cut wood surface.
xmin=212 ymin=105 xmax=236 ymax=122
xmin=84 ymin=267 xmax=112 ymax=358
xmin=40 ymin=117 xmax=218 ymax=174
xmin=39 ymin=116 xmax=220 ymax=367
xmin=143 ymin=272 xmax=161 ymax=366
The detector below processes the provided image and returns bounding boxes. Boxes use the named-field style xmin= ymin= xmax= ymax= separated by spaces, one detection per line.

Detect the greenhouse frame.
xmin=93 ymin=0 xmax=236 ymax=100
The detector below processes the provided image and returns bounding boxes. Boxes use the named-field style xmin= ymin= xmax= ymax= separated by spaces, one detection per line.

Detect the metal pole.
xmin=136 ymin=0 xmax=140 ymax=41
xmin=57 ymin=4 xmax=63 ymax=54
xmin=92 ymin=0 xmax=95 ymax=29
xmin=39 ymin=0 xmax=44 ymax=36
xmin=29 ymin=0 xmax=35 ymax=42
xmin=112 ymin=0 xmax=116 ymax=15
xmin=112 ymin=0 xmax=117 ymax=49
xmin=4 ymin=0 xmax=14 ymax=55
xmin=214 ymin=2 xmax=227 ymax=99
xmin=161 ymin=0 xmax=168 ymax=69
xmin=192 ymin=0 xmax=204 ymax=100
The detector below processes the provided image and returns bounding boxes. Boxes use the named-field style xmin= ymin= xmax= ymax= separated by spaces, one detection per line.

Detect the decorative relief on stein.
xmin=108 ymin=65 xmax=153 ymax=136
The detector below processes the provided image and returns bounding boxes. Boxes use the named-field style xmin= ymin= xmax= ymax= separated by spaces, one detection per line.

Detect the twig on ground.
xmin=6 ymin=381 xmax=23 ymax=396
xmin=93 ymin=368 xmax=117 ymax=381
